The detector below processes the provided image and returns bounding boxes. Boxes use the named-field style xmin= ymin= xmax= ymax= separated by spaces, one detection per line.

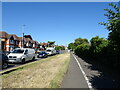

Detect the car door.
xmin=28 ymin=49 xmax=33 ymax=60
xmin=24 ymin=49 xmax=30 ymax=61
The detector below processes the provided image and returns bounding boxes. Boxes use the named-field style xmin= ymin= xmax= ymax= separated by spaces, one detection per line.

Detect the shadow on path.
xmin=76 ymin=55 xmax=120 ymax=89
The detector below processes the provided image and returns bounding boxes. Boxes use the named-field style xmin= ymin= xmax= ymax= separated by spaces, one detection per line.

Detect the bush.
xmin=89 ymin=36 xmax=108 ymax=60
xmin=75 ymin=43 xmax=90 ymax=58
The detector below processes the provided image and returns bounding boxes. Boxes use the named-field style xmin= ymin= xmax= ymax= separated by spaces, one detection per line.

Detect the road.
xmin=61 ymin=52 xmax=120 ymax=89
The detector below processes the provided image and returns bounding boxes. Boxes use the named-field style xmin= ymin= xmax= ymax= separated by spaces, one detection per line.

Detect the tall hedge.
xmin=75 ymin=43 xmax=90 ymax=58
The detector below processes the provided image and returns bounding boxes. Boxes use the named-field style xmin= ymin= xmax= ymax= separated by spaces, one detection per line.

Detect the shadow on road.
xmin=76 ymin=56 xmax=120 ymax=89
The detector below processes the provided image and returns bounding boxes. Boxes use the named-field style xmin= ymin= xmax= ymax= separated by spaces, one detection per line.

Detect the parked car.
xmin=37 ymin=51 xmax=48 ymax=58
xmin=7 ymin=48 xmax=35 ymax=64
xmin=46 ymin=47 xmax=56 ymax=55
xmin=0 ymin=52 xmax=9 ymax=69
xmin=56 ymin=50 xmax=60 ymax=54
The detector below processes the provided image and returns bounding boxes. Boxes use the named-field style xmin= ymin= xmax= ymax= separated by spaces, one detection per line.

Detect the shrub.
xmin=89 ymin=36 xmax=108 ymax=60
xmin=75 ymin=43 xmax=90 ymax=58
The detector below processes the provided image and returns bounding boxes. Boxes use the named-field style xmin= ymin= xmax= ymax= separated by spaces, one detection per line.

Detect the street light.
xmin=22 ymin=24 xmax=26 ymax=48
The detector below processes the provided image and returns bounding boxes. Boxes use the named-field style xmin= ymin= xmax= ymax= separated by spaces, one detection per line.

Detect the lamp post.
xmin=22 ymin=24 xmax=26 ymax=48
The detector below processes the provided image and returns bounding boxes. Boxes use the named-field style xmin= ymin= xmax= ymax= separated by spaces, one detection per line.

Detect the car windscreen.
xmin=38 ymin=52 xmax=42 ymax=54
xmin=12 ymin=49 xmax=24 ymax=53
xmin=46 ymin=50 xmax=51 ymax=52
xmin=39 ymin=51 xmax=45 ymax=54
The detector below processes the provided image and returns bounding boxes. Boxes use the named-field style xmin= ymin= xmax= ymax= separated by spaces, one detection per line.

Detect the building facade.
xmin=0 ymin=31 xmax=40 ymax=52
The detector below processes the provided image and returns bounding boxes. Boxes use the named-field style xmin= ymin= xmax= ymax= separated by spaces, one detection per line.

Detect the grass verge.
xmin=49 ymin=55 xmax=70 ymax=88
xmin=1 ymin=53 xmax=70 ymax=88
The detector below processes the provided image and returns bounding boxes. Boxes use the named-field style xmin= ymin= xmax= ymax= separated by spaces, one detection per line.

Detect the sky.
xmin=2 ymin=2 xmax=119 ymax=46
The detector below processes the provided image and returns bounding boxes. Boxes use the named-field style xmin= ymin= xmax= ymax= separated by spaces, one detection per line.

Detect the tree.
xmin=48 ymin=41 xmax=55 ymax=47
xmin=75 ymin=43 xmax=90 ymax=57
xmin=99 ymin=3 xmax=120 ymax=55
xmin=55 ymin=46 xmax=65 ymax=50
xmin=99 ymin=2 xmax=120 ymax=69
xmin=68 ymin=43 xmax=75 ymax=50
xmin=90 ymin=36 xmax=108 ymax=59
xmin=74 ymin=38 xmax=89 ymax=47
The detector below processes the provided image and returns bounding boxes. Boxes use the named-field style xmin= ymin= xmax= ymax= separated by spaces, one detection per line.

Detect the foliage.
xmin=48 ymin=41 xmax=55 ymax=47
xmin=68 ymin=2 xmax=120 ymax=71
xmin=89 ymin=36 xmax=108 ymax=61
xmin=99 ymin=3 xmax=120 ymax=56
xmin=55 ymin=46 xmax=65 ymax=50
xmin=99 ymin=2 xmax=120 ymax=69
xmin=75 ymin=43 xmax=90 ymax=58
xmin=68 ymin=43 xmax=75 ymax=50
xmin=68 ymin=38 xmax=89 ymax=50
xmin=74 ymin=38 xmax=89 ymax=47
xmin=60 ymin=46 xmax=65 ymax=50
xmin=90 ymin=36 xmax=108 ymax=54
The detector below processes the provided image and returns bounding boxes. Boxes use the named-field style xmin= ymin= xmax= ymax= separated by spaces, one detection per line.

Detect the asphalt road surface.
xmin=61 ymin=52 xmax=120 ymax=89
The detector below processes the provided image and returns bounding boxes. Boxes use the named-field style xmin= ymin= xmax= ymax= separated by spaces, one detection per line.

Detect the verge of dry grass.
xmin=1 ymin=53 xmax=70 ymax=88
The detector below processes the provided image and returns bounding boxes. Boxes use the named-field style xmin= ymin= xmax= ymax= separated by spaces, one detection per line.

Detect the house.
xmin=0 ymin=31 xmax=40 ymax=52
xmin=0 ymin=31 xmax=21 ymax=51
xmin=0 ymin=31 xmax=9 ymax=51
xmin=33 ymin=41 xmax=39 ymax=49
xmin=39 ymin=42 xmax=49 ymax=50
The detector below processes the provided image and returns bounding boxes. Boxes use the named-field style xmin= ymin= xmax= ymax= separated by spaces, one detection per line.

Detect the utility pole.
xmin=22 ymin=24 xmax=26 ymax=48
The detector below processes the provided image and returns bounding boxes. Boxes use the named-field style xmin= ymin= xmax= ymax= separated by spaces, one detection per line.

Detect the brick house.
xmin=0 ymin=32 xmax=19 ymax=51
xmin=39 ymin=42 xmax=49 ymax=50
xmin=0 ymin=31 xmax=40 ymax=52
xmin=0 ymin=31 xmax=9 ymax=51
xmin=33 ymin=41 xmax=39 ymax=49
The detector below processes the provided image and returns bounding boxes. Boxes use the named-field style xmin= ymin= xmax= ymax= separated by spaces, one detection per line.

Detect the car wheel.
xmin=2 ymin=62 xmax=8 ymax=69
xmin=45 ymin=55 xmax=48 ymax=58
xmin=32 ymin=57 xmax=35 ymax=60
xmin=21 ymin=58 xmax=25 ymax=64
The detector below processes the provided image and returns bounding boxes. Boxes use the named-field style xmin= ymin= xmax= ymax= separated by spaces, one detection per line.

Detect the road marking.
xmin=72 ymin=54 xmax=93 ymax=89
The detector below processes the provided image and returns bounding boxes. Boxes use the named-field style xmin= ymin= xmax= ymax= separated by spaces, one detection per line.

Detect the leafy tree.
xmin=55 ymin=46 xmax=65 ymax=50
xmin=48 ymin=41 xmax=55 ymax=47
xmin=99 ymin=2 xmax=120 ymax=69
xmin=90 ymin=36 xmax=108 ymax=53
xmin=99 ymin=3 xmax=120 ymax=55
xmin=60 ymin=46 xmax=65 ymax=50
xmin=90 ymin=36 xmax=108 ymax=59
xmin=68 ymin=43 xmax=75 ymax=50
xmin=74 ymin=38 xmax=89 ymax=46
xmin=75 ymin=43 xmax=90 ymax=57
xmin=55 ymin=46 xmax=61 ymax=50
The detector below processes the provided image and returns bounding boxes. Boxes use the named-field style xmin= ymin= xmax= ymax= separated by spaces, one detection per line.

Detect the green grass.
xmin=1 ymin=54 xmax=59 ymax=77
xmin=49 ymin=55 xmax=70 ymax=88
xmin=1 ymin=53 xmax=70 ymax=88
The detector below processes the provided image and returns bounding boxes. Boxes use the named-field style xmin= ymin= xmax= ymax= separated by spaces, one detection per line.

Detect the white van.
xmin=8 ymin=48 xmax=35 ymax=63
xmin=46 ymin=47 xmax=56 ymax=55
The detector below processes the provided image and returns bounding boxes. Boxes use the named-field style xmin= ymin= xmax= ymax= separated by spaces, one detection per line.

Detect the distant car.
xmin=37 ymin=51 xmax=48 ymax=58
xmin=56 ymin=50 xmax=60 ymax=54
xmin=0 ymin=53 xmax=9 ymax=69
xmin=46 ymin=47 xmax=56 ymax=55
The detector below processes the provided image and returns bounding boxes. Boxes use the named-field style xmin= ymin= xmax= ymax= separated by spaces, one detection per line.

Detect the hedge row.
xmin=74 ymin=36 xmax=120 ymax=71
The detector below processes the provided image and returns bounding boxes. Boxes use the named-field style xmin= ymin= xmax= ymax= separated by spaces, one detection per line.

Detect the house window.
xmin=16 ymin=41 xmax=19 ymax=45
xmin=10 ymin=40 xmax=14 ymax=44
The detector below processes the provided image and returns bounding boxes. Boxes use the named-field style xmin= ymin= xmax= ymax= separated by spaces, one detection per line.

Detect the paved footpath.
xmin=61 ymin=53 xmax=89 ymax=88
xmin=61 ymin=52 xmax=120 ymax=89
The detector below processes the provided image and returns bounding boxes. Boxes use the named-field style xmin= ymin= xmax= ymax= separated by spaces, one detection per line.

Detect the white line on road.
xmin=72 ymin=54 xmax=93 ymax=89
